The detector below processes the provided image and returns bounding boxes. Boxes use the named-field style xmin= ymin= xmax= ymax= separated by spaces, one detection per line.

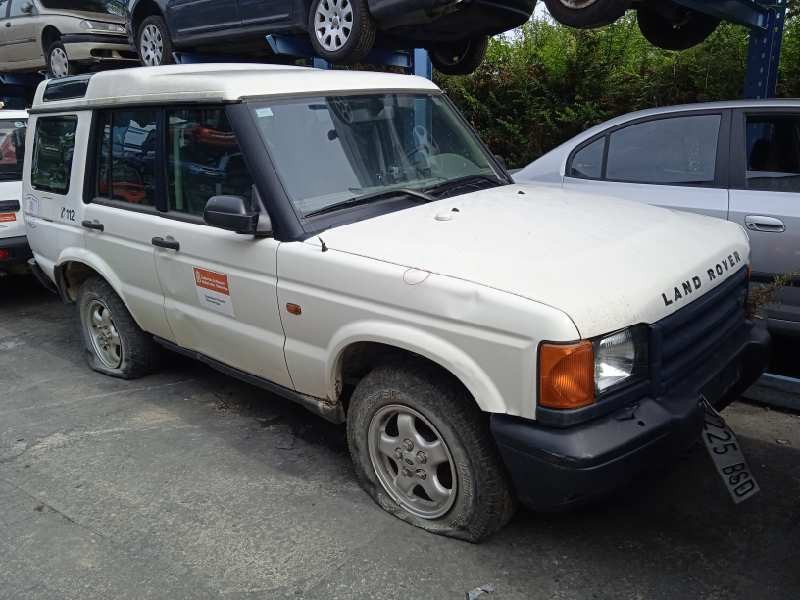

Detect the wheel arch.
xmin=328 ymin=322 xmax=506 ymax=415
xmin=130 ymin=0 xmax=167 ymax=38
xmin=40 ymin=26 xmax=61 ymax=56
xmin=54 ymin=250 xmax=126 ymax=306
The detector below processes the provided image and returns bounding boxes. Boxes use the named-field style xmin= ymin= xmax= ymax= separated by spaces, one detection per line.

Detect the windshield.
xmin=39 ymin=0 xmax=126 ymax=16
xmin=0 ymin=119 xmax=26 ymax=182
xmin=248 ymin=93 xmax=504 ymax=218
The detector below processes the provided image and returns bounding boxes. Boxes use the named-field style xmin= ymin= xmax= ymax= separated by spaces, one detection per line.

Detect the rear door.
xmin=0 ymin=116 xmax=26 ymax=241
xmin=167 ymin=0 xmax=240 ymax=40
xmin=237 ymin=0 xmax=292 ymax=29
xmin=729 ymin=108 xmax=800 ymax=329
xmin=564 ymin=110 xmax=730 ymax=220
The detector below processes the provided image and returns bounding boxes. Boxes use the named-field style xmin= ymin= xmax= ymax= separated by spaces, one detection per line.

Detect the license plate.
xmin=701 ymin=399 xmax=760 ymax=504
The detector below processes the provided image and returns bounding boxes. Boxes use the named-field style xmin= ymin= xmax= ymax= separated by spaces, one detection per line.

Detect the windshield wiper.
xmin=424 ymin=174 xmax=506 ymax=198
xmin=304 ymin=188 xmax=433 ymax=218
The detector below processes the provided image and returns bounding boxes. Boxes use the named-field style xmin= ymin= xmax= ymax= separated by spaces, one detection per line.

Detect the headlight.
xmin=79 ymin=20 xmax=126 ymax=33
xmin=593 ymin=327 xmax=647 ymax=394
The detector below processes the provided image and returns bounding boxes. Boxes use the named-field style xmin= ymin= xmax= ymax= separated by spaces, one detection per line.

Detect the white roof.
xmin=0 ymin=109 xmax=28 ymax=120
xmin=31 ymin=63 xmax=440 ymax=111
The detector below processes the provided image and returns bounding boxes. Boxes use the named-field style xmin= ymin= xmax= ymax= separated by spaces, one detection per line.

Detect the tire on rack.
xmin=137 ymin=15 xmax=175 ymax=67
xmin=543 ymin=0 xmax=631 ymax=29
xmin=46 ymin=41 xmax=77 ymax=79
xmin=347 ymin=361 xmax=517 ymax=542
xmin=637 ymin=6 xmax=720 ymax=51
xmin=429 ymin=37 xmax=488 ymax=76
xmin=77 ymin=276 xmax=162 ymax=379
xmin=308 ymin=0 xmax=376 ymax=64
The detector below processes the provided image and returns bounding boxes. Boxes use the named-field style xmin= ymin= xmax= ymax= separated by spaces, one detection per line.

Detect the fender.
xmin=54 ymin=248 xmax=133 ymax=310
xmin=327 ymin=320 xmax=507 ymax=414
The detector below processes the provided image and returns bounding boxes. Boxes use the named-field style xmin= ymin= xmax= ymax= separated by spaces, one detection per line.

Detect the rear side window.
xmin=606 ymin=115 xmax=721 ymax=185
xmin=745 ymin=115 xmax=800 ymax=193
xmin=0 ymin=119 xmax=26 ymax=183
xmin=166 ymin=108 xmax=253 ymax=216
xmin=569 ymin=137 xmax=605 ymax=179
xmin=96 ymin=109 xmax=158 ymax=206
xmin=31 ymin=115 xmax=77 ymax=195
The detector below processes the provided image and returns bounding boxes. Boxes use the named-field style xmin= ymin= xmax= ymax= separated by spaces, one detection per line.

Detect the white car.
xmin=24 ymin=65 xmax=768 ymax=541
xmin=0 ymin=109 xmax=29 ymax=274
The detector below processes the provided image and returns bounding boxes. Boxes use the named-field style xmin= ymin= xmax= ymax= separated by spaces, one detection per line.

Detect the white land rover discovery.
xmin=24 ymin=65 xmax=769 ymax=541
xmin=0 ymin=110 xmax=29 ymax=275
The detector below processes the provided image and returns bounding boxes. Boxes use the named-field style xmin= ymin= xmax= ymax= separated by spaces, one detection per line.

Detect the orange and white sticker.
xmin=0 ymin=212 xmax=16 ymax=223
xmin=193 ymin=267 xmax=234 ymax=317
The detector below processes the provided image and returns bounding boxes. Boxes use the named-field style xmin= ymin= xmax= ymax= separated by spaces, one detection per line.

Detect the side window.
xmin=745 ymin=115 xmax=800 ymax=193
xmin=606 ymin=114 xmax=721 ymax=185
xmin=569 ymin=137 xmax=605 ymax=179
xmin=96 ymin=109 xmax=158 ymax=206
xmin=31 ymin=115 xmax=77 ymax=194
xmin=166 ymin=107 xmax=253 ymax=216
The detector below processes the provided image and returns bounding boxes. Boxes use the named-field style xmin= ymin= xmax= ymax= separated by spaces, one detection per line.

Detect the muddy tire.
xmin=429 ymin=37 xmax=488 ymax=76
xmin=637 ymin=7 xmax=720 ymax=51
xmin=347 ymin=362 xmax=516 ymax=542
xmin=77 ymin=277 xmax=161 ymax=379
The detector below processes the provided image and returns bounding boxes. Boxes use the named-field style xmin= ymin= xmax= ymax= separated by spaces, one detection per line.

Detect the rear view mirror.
xmin=204 ymin=195 xmax=259 ymax=235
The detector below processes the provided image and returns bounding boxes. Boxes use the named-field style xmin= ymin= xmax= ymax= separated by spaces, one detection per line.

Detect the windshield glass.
xmin=0 ymin=119 xmax=26 ymax=182
xmin=39 ymin=0 xmax=126 ymax=16
xmin=248 ymin=93 xmax=503 ymax=218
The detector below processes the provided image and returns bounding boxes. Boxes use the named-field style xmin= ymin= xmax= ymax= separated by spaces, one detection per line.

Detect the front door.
xmin=153 ymin=106 xmax=291 ymax=387
xmin=167 ymin=0 xmax=240 ymax=40
xmin=3 ymin=0 xmax=40 ymax=67
xmin=728 ymin=109 xmax=800 ymax=327
xmin=237 ymin=0 xmax=292 ymax=29
xmin=83 ymin=108 xmax=174 ymax=340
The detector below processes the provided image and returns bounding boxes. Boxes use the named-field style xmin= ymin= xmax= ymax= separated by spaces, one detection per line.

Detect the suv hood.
xmin=311 ymin=184 xmax=750 ymax=338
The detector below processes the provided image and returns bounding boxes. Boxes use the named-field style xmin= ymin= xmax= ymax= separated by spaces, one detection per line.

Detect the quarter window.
xmin=166 ymin=108 xmax=253 ymax=216
xmin=569 ymin=137 xmax=605 ymax=179
xmin=96 ymin=109 xmax=158 ymax=206
xmin=606 ymin=115 xmax=721 ymax=185
xmin=31 ymin=115 xmax=77 ymax=195
xmin=745 ymin=115 xmax=800 ymax=193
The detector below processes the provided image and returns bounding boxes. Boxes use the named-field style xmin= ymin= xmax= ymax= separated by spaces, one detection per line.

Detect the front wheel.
xmin=429 ymin=37 xmax=488 ymax=76
xmin=347 ymin=363 xmax=516 ymax=542
xmin=308 ymin=0 xmax=375 ymax=63
xmin=46 ymin=42 xmax=77 ymax=79
xmin=137 ymin=15 xmax=175 ymax=67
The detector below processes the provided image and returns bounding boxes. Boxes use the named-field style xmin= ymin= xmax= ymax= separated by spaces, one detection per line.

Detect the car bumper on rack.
xmin=491 ymin=320 xmax=770 ymax=510
xmin=62 ymin=34 xmax=138 ymax=64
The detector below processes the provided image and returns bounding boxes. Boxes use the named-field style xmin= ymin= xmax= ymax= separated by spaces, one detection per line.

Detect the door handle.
xmin=744 ymin=215 xmax=785 ymax=233
xmin=151 ymin=236 xmax=180 ymax=251
xmin=81 ymin=220 xmax=104 ymax=232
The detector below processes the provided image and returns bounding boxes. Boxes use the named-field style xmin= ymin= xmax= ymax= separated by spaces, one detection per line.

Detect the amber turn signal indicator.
xmin=538 ymin=341 xmax=595 ymax=410
xmin=286 ymin=303 xmax=302 ymax=315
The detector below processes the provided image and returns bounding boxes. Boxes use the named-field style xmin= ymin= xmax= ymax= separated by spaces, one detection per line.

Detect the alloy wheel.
xmin=314 ymin=0 xmax=354 ymax=53
xmin=140 ymin=24 xmax=165 ymax=66
xmin=367 ymin=404 xmax=458 ymax=519
xmin=83 ymin=299 xmax=123 ymax=369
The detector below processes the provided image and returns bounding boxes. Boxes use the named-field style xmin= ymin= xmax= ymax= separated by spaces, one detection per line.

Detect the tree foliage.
xmin=437 ymin=13 xmax=800 ymax=168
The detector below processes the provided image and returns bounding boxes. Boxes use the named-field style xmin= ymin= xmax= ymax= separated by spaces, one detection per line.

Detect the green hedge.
xmin=437 ymin=14 xmax=800 ymax=169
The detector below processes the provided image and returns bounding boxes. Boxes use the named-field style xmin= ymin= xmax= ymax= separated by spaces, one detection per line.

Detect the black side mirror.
xmin=204 ymin=195 xmax=259 ymax=234
xmin=21 ymin=2 xmax=34 ymax=14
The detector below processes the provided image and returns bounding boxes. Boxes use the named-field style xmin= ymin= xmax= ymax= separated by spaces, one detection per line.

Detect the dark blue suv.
xmin=126 ymin=0 xmax=536 ymax=75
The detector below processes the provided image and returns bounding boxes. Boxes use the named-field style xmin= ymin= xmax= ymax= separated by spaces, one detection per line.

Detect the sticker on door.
xmin=193 ymin=267 xmax=235 ymax=317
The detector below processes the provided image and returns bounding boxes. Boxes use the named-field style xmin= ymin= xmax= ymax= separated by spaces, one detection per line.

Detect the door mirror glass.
xmin=204 ymin=195 xmax=259 ymax=234
xmin=22 ymin=2 xmax=34 ymax=14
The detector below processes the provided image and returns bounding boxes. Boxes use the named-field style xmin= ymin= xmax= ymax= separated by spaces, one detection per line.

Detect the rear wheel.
xmin=429 ymin=37 xmax=488 ymax=76
xmin=637 ymin=6 xmax=720 ymax=51
xmin=543 ymin=0 xmax=631 ymax=29
xmin=308 ymin=0 xmax=375 ymax=63
xmin=347 ymin=362 xmax=516 ymax=542
xmin=137 ymin=15 xmax=175 ymax=67
xmin=77 ymin=277 xmax=162 ymax=379
xmin=46 ymin=42 xmax=77 ymax=79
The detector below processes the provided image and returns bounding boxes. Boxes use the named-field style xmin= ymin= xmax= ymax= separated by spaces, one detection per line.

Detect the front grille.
xmin=649 ymin=267 xmax=749 ymax=396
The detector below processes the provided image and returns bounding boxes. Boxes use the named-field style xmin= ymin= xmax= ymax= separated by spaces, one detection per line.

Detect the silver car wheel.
xmin=558 ymin=0 xmax=599 ymax=8
xmin=49 ymin=46 xmax=70 ymax=78
xmin=83 ymin=299 xmax=123 ymax=370
xmin=314 ymin=0 xmax=353 ymax=53
xmin=367 ymin=404 xmax=457 ymax=520
xmin=140 ymin=23 xmax=165 ymax=66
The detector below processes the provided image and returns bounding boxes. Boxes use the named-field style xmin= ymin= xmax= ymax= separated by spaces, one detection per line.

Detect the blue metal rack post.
xmin=673 ymin=0 xmax=787 ymax=99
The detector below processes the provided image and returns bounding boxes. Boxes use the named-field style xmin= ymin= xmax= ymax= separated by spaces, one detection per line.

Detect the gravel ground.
xmin=1 ymin=275 xmax=799 ymax=600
